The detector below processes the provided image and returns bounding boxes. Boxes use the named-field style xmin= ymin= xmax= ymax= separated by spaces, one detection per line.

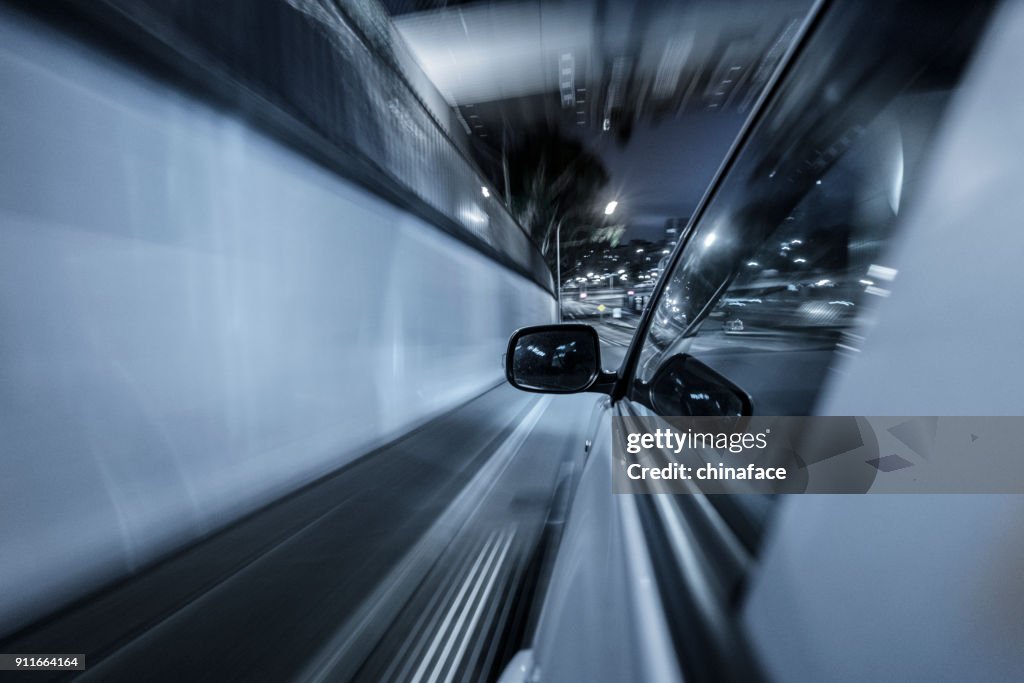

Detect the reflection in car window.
xmin=633 ymin=7 xmax=983 ymax=414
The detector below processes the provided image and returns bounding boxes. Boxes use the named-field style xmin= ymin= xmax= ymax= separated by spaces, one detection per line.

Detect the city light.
xmin=604 ymin=200 xmax=618 ymax=215
xmin=867 ymin=264 xmax=899 ymax=281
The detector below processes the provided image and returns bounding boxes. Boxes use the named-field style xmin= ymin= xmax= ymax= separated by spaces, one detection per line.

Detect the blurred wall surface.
xmin=0 ymin=6 xmax=554 ymax=635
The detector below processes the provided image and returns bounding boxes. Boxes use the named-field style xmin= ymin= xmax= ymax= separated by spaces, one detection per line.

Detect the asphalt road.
xmin=591 ymin=318 xmax=640 ymax=372
xmin=0 ymin=385 xmax=602 ymax=682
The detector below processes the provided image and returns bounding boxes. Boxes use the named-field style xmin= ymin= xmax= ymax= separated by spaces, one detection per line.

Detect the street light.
xmin=556 ymin=200 xmax=620 ymax=321
xmin=556 ymin=220 xmax=565 ymax=320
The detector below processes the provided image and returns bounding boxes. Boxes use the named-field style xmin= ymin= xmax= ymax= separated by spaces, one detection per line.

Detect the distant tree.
xmin=504 ymin=125 xmax=621 ymax=278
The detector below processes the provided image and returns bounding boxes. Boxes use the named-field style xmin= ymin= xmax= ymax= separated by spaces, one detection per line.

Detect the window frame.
xmin=612 ymin=0 xmax=996 ymax=413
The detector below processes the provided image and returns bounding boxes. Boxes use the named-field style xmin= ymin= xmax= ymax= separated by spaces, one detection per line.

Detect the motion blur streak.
xmin=3 ymin=384 xmax=597 ymax=680
xmin=0 ymin=1 xmax=556 ymax=641
xmin=13 ymin=0 xmax=1022 ymax=681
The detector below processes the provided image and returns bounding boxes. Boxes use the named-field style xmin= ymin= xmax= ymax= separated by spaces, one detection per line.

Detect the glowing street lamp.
xmin=557 ymin=199 xmax=621 ymax=320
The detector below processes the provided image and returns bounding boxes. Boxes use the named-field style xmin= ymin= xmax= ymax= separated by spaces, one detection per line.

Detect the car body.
xmin=501 ymin=1 xmax=1024 ymax=681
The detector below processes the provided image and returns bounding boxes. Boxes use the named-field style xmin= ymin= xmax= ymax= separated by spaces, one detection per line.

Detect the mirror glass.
xmin=510 ymin=328 xmax=599 ymax=392
xmin=648 ymin=354 xmax=750 ymax=416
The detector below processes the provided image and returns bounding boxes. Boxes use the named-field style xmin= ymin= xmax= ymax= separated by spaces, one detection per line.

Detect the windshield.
xmin=631 ymin=3 xmax=979 ymax=414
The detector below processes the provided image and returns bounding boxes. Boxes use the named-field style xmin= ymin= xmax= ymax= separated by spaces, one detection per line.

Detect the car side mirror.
xmin=647 ymin=354 xmax=752 ymax=416
xmin=505 ymin=324 xmax=614 ymax=394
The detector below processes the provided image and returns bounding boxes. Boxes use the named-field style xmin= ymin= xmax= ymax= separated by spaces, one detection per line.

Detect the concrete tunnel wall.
xmin=0 ymin=8 xmax=555 ymax=634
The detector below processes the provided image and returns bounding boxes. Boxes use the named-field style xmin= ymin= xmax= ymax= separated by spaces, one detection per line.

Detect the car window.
xmin=631 ymin=3 xmax=987 ymax=415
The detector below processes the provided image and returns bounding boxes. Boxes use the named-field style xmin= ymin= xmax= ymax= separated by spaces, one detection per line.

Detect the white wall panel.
xmin=0 ymin=8 xmax=554 ymax=634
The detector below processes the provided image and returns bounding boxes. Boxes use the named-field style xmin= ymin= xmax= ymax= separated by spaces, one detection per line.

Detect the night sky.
xmin=588 ymin=108 xmax=746 ymax=242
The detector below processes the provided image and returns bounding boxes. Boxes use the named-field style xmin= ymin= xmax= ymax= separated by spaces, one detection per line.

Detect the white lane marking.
xmin=434 ymin=529 xmax=517 ymax=683
xmin=384 ymin=537 xmax=485 ymax=681
xmin=409 ymin=529 xmax=508 ymax=683
xmin=302 ymin=395 xmax=550 ymax=683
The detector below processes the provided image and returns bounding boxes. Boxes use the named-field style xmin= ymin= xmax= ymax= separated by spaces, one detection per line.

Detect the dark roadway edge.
xmin=0 ymin=383 xmax=539 ymax=680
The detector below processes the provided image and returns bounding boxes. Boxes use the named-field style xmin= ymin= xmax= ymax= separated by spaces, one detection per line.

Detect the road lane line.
xmin=302 ymin=396 xmax=551 ymax=683
xmin=436 ymin=528 xmax=517 ymax=683
xmin=410 ymin=530 xmax=506 ymax=683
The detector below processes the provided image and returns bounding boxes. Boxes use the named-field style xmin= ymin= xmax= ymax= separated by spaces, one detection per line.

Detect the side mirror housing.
xmin=505 ymin=324 xmax=615 ymax=394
